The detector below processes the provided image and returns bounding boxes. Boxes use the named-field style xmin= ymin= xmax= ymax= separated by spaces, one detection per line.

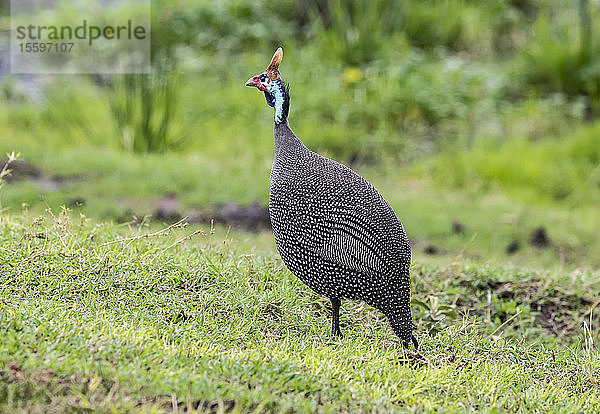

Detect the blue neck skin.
xmin=273 ymin=86 xmax=285 ymax=125
xmin=269 ymin=79 xmax=287 ymax=125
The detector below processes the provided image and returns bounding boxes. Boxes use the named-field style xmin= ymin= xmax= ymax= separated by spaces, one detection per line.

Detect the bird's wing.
xmin=277 ymin=151 xmax=409 ymax=279
xmin=302 ymin=196 xmax=401 ymax=278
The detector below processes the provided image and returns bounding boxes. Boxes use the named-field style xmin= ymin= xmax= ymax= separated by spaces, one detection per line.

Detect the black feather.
xmin=282 ymin=81 xmax=290 ymax=120
xmin=264 ymin=91 xmax=275 ymax=108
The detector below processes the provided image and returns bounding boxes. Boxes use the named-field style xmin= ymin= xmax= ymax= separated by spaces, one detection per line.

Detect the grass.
xmin=0 ymin=212 xmax=598 ymax=412
xmin=2 ymin=134 xmax=599 ymax=271
xmin=430 ymin=121 xmax=600 ymax=203
xmin=2 ymin=1 xmax=600 ymax=410
xmin=2 ymin=75 xmax=599 ymax=273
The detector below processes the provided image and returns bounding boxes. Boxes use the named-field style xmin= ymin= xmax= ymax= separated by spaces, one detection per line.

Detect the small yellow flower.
xmin=341 ymin=67 xmax=362 ymax=84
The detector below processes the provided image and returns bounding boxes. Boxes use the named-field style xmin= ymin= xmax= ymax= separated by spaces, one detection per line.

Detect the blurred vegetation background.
xmin=1 ymin=0 xmax=599 ymax=270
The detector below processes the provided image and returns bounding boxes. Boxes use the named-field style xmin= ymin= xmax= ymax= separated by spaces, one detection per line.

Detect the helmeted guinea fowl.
xmin=245 ymin=48 xmax=417 ymax=349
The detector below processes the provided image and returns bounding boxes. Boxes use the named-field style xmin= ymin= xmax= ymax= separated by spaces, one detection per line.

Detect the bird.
xmin=245 ymin=48 xmax=418 ymax=349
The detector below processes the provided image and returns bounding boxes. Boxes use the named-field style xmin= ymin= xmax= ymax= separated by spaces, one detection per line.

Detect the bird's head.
xmin=245 ymin=48 xmax=289 ymax=124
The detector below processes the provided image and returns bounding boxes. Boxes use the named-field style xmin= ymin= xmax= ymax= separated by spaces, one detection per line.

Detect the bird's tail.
xmin=386 ymin=306 xmax=417 ymax=349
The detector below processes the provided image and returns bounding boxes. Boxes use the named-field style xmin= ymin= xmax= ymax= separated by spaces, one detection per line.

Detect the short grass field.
xmin=0 ymin=209 xmax=599 ymax=412
xmin=2 ymin=0 xmax=600 ymax=411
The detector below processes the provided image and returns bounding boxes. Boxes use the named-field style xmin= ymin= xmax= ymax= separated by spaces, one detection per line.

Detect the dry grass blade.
xmin=98 ymin=217 xmax=189 ymax=247
xmin=584 ymin=304 xmax=595 ymax=357
xmin=159 ymin=229 xmax=205 ymax=253
xmin=150 ymin=228 xmax=206 ymax=264
xmin=0 ymin=152 xmax=18 ymax=180
xmin=0 ymin=152 xmax=19 ymax=210
xmin=490 ymin=308 xmax=523 ymax=337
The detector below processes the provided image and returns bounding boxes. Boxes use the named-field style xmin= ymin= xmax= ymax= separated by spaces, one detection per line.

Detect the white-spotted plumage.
xmin=246 ymin=48 xmax=417 ymax=348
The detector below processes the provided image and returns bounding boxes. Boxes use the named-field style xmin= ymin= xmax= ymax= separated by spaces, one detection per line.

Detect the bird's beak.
xmin=245 ymin=77 xmax=256 ymax=87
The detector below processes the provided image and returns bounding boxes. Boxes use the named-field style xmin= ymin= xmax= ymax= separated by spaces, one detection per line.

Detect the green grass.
xmin=0 ymin=212 xmax=598 ymax=412
xmin=430 ymin=121 xmax=600 ymax=203
xmin=2 ymin=1 xmax=600 ymax=410
xmin=2 ymin=138 xmax=599 ymax=271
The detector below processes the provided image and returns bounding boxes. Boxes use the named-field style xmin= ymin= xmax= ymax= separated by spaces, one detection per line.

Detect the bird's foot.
xmin=400 ymin=334 xmax=419 ymax=350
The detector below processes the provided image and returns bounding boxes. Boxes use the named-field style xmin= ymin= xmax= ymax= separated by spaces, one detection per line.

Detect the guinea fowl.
xmin=245 ymin=48 xmax=417 ymax=349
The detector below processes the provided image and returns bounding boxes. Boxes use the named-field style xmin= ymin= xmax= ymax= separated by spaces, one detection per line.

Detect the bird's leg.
xmin=400 ymin=334 xmax=419 ymax=350
xmin=330 ymin=297 xmax=343 ymax=337
xmin=411 ymin=334 xmax=419 ymax=350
